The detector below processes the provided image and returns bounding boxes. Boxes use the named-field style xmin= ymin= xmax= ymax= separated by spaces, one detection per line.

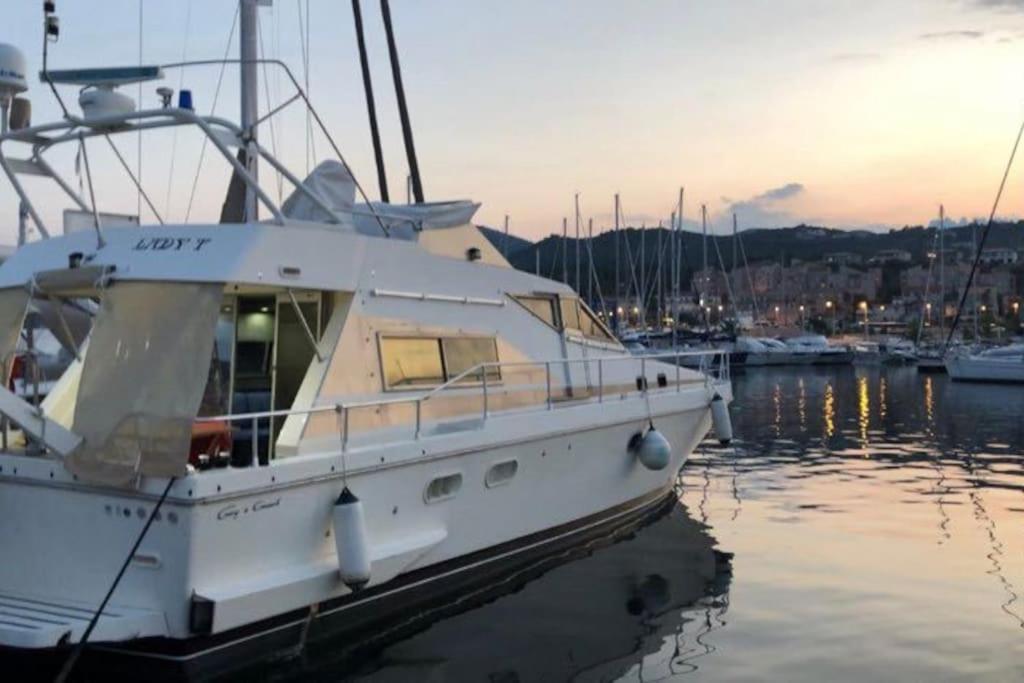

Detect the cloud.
xmin=721 ymin=183 xmax=808 ymax=229
xmin=919 ymin=29 xmax=985 ymax=40
xmin=971 ymin=0 xmax=1024 ymax=11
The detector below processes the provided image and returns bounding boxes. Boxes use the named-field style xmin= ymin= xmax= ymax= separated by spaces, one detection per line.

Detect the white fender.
xmin=711 ymin=394 xmax=733 ymax=445
xmin=332 ymin=487 xmax=371 ymax=590
xmin=632 ymin=427 xmax=671 ymax=471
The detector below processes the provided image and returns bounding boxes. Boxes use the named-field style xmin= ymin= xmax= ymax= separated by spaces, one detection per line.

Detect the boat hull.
xmin=0 ymin=382 xmax=724 ymax=680
xmin=4 ymin=488 xmax=679 ymax=682
xmin=946 ymin=356 xmax=1024 ymax=383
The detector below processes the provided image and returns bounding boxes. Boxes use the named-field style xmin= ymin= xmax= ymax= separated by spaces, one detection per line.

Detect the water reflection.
xmin=682 ymin=365 xmax=1024 ymax=680
xmin=231 ymin=502 xmax=733 ymax=682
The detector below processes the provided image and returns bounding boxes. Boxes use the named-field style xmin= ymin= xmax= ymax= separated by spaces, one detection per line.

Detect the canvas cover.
xmin=281 ymin=160 xmax=356 ymax=227
xmin=66 ymin=282 xmax=222 ymax=486
xmin=0 ymin=288 xmax=29 ymax=381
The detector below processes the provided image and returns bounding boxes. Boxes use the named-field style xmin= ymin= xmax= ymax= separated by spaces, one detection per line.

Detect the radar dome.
xmin=0 ymin=43 xmax=28 ymax=98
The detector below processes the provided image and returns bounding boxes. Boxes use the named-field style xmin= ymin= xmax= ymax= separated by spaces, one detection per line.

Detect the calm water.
xmin=259 ymin=366 xmax=1024 ymax=682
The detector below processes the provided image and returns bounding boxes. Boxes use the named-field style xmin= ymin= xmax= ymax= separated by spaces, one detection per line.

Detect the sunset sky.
xmin=4 ymin=0 xmax=1024 ymax=242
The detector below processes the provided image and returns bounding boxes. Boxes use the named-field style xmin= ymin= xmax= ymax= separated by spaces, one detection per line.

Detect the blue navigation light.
xmin=178 ymin=89 xmax=194 ymax=111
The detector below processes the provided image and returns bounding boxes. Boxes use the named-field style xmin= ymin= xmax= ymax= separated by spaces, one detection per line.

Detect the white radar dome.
xmin=0 ymin=43 xmax=29 ymax=98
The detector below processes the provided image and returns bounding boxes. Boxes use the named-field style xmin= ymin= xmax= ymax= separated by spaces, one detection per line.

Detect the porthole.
xmin=424 ymin=472 xmax=463 ymax=503
xmin=485 ymin=460 xmax=518 ymax=488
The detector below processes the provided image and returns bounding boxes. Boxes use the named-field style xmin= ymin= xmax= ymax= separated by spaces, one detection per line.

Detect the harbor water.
xmin=230 ymin=365 xmax=1024 ymax=682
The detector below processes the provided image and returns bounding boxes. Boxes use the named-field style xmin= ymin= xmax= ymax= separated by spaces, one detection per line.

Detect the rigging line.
xmin=257 ymin=9 xmax=284 ymax=203
xmin=944 ymin=113 xmax=1024 ymax=349
xmin=137 ymin=0 xmax=143 ymax=220
xmin=53 ymin=477 xmax=178 ymax=683
xmin=708 ymin=218 xmax=738 ymax=322
xmin=164 ymin=0 xmax=194 ymax=218
xmin=105 ymin=135 xmax=164 ymax=224
xmin=736 ymin=217 xmax=761 ymax=327
xmin=296 ymin=0 xmax=315 ymax=174
xmin=184 ymin=6 xmax=240 ymax=224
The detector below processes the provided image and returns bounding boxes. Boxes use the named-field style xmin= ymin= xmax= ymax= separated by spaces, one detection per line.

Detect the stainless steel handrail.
xmin=195 ymin=349 xmax=729 ymax=462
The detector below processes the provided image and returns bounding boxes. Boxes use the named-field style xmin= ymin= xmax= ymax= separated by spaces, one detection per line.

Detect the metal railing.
xmin=195 ymin=349 xmax=729 ymax=466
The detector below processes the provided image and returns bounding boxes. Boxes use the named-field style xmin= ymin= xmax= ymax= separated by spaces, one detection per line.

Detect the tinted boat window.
xmin=381 ymin=337 xmax=445 ymax=388
xmin=442 ymin=337 xmax=501 ymax=383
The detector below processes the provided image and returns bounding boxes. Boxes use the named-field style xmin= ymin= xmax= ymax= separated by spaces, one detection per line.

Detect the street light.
xmin=859 ymin=301 xmax=869 ymax=338
xmin=798 ymin=304 xmax=805 ymax=330
xmin=825 ymin=300 xmax=835 ymax=334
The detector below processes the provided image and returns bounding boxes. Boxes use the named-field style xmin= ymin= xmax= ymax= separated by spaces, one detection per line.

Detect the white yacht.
xmin=784 ymin=335 xmax=854 ymax=366
xmin=736 ymin=336 xmax=810 ymax=366
xmin=946 ymin=344 xmax=1024 ymax=383
xmin=0 ymin=10 xmax=731 ymax=679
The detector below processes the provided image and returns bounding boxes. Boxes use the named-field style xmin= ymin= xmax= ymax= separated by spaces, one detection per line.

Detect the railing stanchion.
xmin=342 ymin=406 xmax=350 ymax=452
xmin=415 ymin=400 xmax=422 ymax=439
xmin=545 ymin=362 xmax=552 ymax=409
xmin=597 ymin=358 xmax=603 ymax=402
xmin=676 ymin=351 xmax=681 ymax=392
xmin=250 ymin=416 xmax=258 ymax=467
xmin=482 ymin=367 xmax=489 ymax=420
xmin=641 ymin=357 xmax=647 ymax=394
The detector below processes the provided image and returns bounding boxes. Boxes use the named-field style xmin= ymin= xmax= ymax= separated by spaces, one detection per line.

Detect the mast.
xmin=939 ymin=204 xmax=945 ymax=340
xmin=561 ymin=217 xmax=568 ymax=284
xmin=732 ymin=213 xmax=739 ymax=317
xmin=239 ymin=0 xmax=260 ymax=222
xmin=656 ymin=221 xmax=663 ymax=326
xmin=640 ymin=222 xmax=646 ymax=327
xmin=380 ymin=0 xmax=424 ymax=202
xmin=351 ymin=0 xmax=389 ymax=202
xmin=574 ymin=193 xmax=581 ymax=294
xmin=972 ymin=217 xmax=979 ymax=339
xmin=674 ymin=188 xmax=683 ymax=347
xmin=503 ymin=214 xmax=509 ymax=258
xmin=587 ymin=217 xmax=593 ymax=308
xmin=614 ymin=193 xmax=621 ymax=331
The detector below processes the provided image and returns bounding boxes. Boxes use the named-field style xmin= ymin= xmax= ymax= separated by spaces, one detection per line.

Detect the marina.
xmin=1 ymin=1 xmax=1024 ymax=681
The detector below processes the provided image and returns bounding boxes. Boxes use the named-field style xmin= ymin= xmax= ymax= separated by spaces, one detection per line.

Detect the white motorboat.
xmin=946 ymin=344 xmax=1024 ymax=383
xmin=784 ymin=335 xmax=854 ymax=366
xmin=0 ymin=8 xmax=732 ymax=679
xmin=736 ymin=336 xmax=810 ymax=366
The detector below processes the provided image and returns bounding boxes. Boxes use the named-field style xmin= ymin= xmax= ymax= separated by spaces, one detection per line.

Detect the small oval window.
xmin=425 ymin=473 xmax=463 ymax=503
xmin=485 ymin=460 xmax=518 ymax=488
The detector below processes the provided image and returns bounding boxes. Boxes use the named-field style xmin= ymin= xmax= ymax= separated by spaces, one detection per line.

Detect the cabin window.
xmin=380 ymin=335 xmax=500 ymax=390
xmin=559 ymin=297 xmax=582 ymax=331
xmin=578 ymin=302 xmax=616 ymax=342
xmin=514 ymin=295 xmax=558 ymax=328
xmin=380 ymin=337 xmax=446 ymax=389
xmin=442 ymin=337 xmax=500 ymax=383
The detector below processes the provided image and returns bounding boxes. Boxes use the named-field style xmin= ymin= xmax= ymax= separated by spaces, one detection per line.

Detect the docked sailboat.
xmin=0 ymin=3 xmax=731 ymax=678
xmin=946 ymin=344 xmax=1024 ymax=383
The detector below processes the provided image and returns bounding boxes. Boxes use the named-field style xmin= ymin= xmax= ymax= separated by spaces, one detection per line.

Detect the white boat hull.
xmin=946 ymin=356 xmax=1024 ymax=383
xmin=0 ymin=381 xmax=725 ymax=676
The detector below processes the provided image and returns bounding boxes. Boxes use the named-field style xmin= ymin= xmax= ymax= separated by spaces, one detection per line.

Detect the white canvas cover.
xmin=0 ymin=287 xmax=29 ymax=381
xmin=281 ymin=160 xmax=356 ymax=227
xmin=66 ymin=282 xmax=222 ymax=485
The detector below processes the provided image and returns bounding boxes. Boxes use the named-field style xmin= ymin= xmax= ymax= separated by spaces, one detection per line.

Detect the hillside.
xmin=479 ymin=221 xmax=1024 ymax=299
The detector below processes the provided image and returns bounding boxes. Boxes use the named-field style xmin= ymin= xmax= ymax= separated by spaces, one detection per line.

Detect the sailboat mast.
xmin=562 ymin=217 xmax=568 ymax=284
xmin=574 ymin=193 xmax=581 ymax=294
xmin=732 ymin=213 xmax=739 ymax=317
xmin=640 ymin=222 xmax=646 ymax=326
xmin=240 ymin=0 xmax=260 ymax=222
xmin=587 ymin=217 xmax=593 ymax=308
xmin=351 ymin=0 xmax=389 ymax=202
xmin=614 ymin=193 xmax=621 ymax=330
xmin=939 ymin=204 xmax=945 ymax=340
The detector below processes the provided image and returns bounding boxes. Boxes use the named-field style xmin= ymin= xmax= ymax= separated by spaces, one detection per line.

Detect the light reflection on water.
xmin=247 ymin=366 xmax=1024 ymax=682
xmin=680 ymin=365 xmax=1024 ymax=681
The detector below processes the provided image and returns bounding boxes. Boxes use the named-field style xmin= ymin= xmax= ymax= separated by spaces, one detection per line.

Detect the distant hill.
xmin=481 ymin=221 xmax=1024 ymax=300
